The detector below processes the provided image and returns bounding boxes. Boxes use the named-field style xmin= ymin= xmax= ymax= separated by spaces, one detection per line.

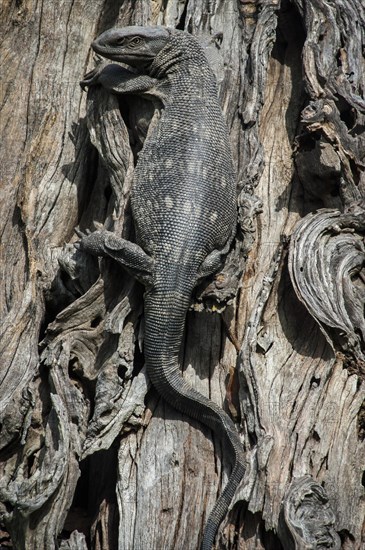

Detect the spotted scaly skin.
xmin=79 ymin=26 xmax=245 ymax=550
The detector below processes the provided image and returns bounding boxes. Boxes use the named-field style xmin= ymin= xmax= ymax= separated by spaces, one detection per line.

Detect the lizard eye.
xmin=116 ymin=37 xmax=125 ymax=45
xmin=129 ymin=36 xmax=142 ymax=47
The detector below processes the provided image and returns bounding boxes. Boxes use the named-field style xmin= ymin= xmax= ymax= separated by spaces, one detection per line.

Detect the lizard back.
xmin=130 ymin=30 xmax=236 ymax=276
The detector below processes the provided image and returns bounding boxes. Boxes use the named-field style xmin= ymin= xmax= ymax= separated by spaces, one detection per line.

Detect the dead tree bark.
xmin=1 ymin=1 xmax=364 ymax=549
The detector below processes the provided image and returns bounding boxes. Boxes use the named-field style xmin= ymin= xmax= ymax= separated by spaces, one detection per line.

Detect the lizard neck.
xmin=149 ymin=31 xmax=215 ymax=84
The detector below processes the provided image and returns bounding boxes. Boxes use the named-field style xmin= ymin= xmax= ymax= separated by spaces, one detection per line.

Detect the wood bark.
xmin=1 ymin=1 xmax=364 ymax=549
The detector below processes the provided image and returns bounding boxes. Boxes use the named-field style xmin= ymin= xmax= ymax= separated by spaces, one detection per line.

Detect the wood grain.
xmin=1 ymin=0 xmax=364 ymax=548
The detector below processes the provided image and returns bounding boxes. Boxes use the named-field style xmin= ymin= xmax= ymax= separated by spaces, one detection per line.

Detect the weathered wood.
xmin=1 ymin=0 xmax=364 ymax=549
xmin=278 ymin=475 xmax=341 ymax=549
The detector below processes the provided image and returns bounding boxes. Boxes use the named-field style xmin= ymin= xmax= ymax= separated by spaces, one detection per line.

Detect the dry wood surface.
xmin=1 ymin=1 xmax=364 ymax=549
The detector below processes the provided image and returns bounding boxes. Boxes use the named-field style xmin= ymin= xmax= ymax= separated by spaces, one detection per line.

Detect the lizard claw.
xmin=80 ymin=67 xmax=100 ymax=90
xmin=75 ymin=226 xmax=100 ymax=238
xmin=74 ymin=227 xmax=85 ymax=238
xmin=74 ymin=227 xmax=86 ymax=251
xmin=74 ymin=226 xmax=93 ymax=250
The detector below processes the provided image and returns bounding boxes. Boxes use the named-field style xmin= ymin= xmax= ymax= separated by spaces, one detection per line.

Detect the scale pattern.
xmin=83 ymin=26 xmax=245 ymax=549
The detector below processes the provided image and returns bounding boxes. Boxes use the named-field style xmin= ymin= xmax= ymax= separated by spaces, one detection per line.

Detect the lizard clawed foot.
xmin=74 ymin=225 xmax=107 ymax=255
xmin=80 ymin=67 xmax=101 ymax=90
xmin=80 ymin=58 xmax=108 ymax=90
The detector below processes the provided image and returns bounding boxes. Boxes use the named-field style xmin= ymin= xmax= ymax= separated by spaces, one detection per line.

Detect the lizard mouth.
xmin=91 ymin=42 xmax=155 ymax=65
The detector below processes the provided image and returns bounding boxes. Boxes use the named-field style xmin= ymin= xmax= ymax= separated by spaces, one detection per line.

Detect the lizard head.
xmin=92 ymin=26 xmax=171 ymax=68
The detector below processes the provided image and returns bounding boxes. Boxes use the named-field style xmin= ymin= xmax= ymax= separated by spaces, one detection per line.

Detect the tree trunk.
xmin=1 ymin=1 xmax=364 ymax=549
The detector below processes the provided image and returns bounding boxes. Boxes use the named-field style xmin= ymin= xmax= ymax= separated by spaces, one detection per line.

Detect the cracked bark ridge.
xmin=292 ymin=0 xmax=365 ymax=210
xmin=72 ymin=85 xmax=148 ymax=457
xmin=84 ymin=86 xmax=135 ymax=222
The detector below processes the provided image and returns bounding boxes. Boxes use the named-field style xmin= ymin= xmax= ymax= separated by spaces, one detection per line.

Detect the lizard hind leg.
xmin=197 ymin=247 xmax=229 ymax=281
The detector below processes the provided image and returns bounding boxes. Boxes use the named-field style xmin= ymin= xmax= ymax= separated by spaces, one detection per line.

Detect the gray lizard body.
xmin=78 ymin=26 xmax=245 ymax=549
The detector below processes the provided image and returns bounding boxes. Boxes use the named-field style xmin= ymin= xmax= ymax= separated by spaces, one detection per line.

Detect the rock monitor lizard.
xmin=77 ymin=26 xmax=245 ymax=550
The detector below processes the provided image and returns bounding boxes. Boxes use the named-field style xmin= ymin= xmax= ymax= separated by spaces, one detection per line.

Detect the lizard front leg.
xmin=80 ymin=63 xmax=160 ymax=96
xmin=75 ymin=227 xmax=154 ymax=286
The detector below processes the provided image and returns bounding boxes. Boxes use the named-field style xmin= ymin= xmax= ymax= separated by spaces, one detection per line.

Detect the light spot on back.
xmin=165 ymin=196 xmax=174 ymax=209
xmin=210 ymin=211 xmax=218 ymax=223
xmin=183 ymin=201 xmax=191 ymax=214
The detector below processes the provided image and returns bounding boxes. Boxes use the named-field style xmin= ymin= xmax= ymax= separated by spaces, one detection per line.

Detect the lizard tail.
xmin=144 ymin=286 xmax=245 ymax=550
